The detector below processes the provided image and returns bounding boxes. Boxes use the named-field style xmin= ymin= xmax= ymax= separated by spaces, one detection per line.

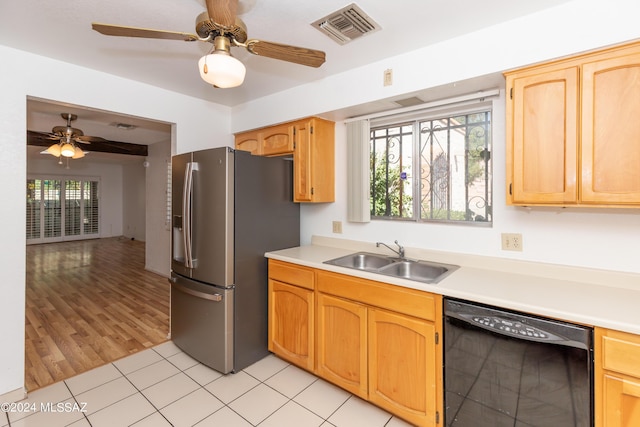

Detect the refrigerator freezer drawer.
xmin=170 ymin=274 xmax=233 ymax=374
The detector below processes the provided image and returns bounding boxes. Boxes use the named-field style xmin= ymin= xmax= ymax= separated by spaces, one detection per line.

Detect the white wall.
xmin=232 ymin=0 xmax=640 ymax=131
xmin=145 ymin=141 xmax=172 ymax=277
xmin=122 ymin=161 xmax=146 ymax=241
xmin=0 ymin=45 xmax=231 ymax=397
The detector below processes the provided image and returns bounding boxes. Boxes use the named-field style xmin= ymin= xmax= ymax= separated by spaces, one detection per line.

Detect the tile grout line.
xmin=23 ymin=343 xmax=396 ymax=427
xmin=110 ymin=359 xmax=175 ymax=426
xmin=63 ymin=380 xmax=93 ymax=427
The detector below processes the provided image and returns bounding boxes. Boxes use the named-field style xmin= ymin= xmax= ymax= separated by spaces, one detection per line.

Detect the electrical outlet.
xmin=332 ymin=221 xmax=343 ymax=234
xmin=383 ymin=69 xmax=393 ymax=86
xmin=501 ymin=233 xmax=523 ymax=252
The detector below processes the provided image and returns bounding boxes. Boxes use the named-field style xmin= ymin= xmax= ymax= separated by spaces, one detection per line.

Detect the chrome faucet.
xmin=376 ymin=240 xmax=405 ymax=259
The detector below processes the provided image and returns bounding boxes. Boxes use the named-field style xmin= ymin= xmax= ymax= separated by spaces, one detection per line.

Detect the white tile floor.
xmin=3 ymin=342 xmax=414 ymax=427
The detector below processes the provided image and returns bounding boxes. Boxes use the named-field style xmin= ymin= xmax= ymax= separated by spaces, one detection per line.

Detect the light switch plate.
xmin=332 ymin=221 xmax=343 ymax=234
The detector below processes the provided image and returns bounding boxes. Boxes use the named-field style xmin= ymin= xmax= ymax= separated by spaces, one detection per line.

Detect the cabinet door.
xmin=293 ymin=120 xmax=313 ymax=202
xmin=235 ymin=130 xmax=261 ymax=155
xmin=262 ymin=123 xmax=294 ymax=156
xmin=293 ymin=119 xmax=335 ymax=203
xmin=368 ymin=308 xmax=436 ymax=426
xmin=268 ymin=280 xmax=314 ymax=371
xmin=508 ymin=66 xmax=579 ymax=204
xmin=316 ymin=293 xmax=368 ymax=398
xmin=596 ymin=328 xmax=640 ymax=426
xmin=581 ymin=51 xmax=640 ymax=204
xmin=601 ymin=374 xmax=640 ymax=426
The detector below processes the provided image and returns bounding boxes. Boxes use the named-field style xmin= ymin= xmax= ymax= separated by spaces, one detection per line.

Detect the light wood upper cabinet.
xmin=235 ymin=129 xmax=261 ymax=155
xmin=505 ymin=41 xmax=640 ymax=207
xmin=581 ymin=51 xmax=640 ymax=204
xmin=292 ymin=118 xmax=335 ymax=202
xmin=508 ymin=66 xmax=579 ymax=204
xmin=595 ymin=327 xmax=640 ymax=427
xmin=235 ymin=117 xmax=335 ymax=203
xmin=261 ymin=123 xmax=294 ymax=156
xmin=236 ymin=123 xmax=294 ymax=156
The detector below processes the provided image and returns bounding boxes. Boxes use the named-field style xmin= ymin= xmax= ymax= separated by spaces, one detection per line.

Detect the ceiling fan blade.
xmin=27 ymin=130 xmax=59 ymax=142
xmin=92 ymin=23 xmax=199 ymax=42
xmin=76 ymin=135 xmax=107 ymax=144
xmin=246 ymin=40 xmax=326 ymax=68
xmin=206 ymin=0 xmax=238 ymax=28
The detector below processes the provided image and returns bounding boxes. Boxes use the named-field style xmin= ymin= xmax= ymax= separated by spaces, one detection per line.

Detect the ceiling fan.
xmin=91 ymin=0 xmax=326 ymax=88
xmin=27 ymin=113 xmax=149 ymax=165
xmin=31 ymin=113 xmax=95 ymax=161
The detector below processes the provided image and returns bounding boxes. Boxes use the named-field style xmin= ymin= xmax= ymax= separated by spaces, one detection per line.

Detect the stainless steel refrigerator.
xmin=170 ymin=147 xmax=299 ymax=374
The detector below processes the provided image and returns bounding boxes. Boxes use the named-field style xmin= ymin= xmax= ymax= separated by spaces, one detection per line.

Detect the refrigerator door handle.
xmin=182 ymin=162 xmax=199 ymax=268
xmin=170 ymin=279 xmax=224 ymax=302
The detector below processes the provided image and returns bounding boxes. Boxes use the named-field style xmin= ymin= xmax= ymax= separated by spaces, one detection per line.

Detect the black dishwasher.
xmin=444 ymin=298 xmax=593 ymax=427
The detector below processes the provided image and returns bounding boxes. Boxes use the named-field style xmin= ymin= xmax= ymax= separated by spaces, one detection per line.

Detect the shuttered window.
xmin=26 ymin=177 xmax=100 ymax=244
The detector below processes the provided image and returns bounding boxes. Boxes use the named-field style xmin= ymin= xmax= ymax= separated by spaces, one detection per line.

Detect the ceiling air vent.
xmin=312 ymin=3 xmax=381 ymax=45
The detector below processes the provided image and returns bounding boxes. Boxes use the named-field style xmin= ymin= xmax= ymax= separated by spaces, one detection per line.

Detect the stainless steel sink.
xmin=377 ymin=260 xmax=457 ymax=283
xmin=323 ymin=252 xmax=458 ymax=284
xmin=323 ymin=252 xmax=397 ymax=271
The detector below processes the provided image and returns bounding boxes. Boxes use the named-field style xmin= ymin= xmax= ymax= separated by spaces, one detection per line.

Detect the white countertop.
xmin=266 ymin=237 xmax=640 ymax=335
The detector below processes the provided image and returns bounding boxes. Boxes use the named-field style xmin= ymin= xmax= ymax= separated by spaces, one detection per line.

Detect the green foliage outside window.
xmin=370 ymin=153 xmax=412 ymax=218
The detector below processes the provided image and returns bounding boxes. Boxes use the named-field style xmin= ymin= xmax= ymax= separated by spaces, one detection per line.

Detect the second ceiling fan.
xmin=92 ymin=0 xmax=326 ymax=88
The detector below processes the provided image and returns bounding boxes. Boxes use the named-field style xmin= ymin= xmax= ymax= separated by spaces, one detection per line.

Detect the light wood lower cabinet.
xmin=317 ymin=269 xmax=441 ymax=426
xmin=268 ymin=260 xmax=314 ymax=371
xmin=268 ymin=260 xmax=443 ymax=426
xmin=368 ymin=308 xmax=436 ymax=425
xmin=595 ymin=327 xmax=640 ymax=426
xmin=316 ymin=292 xmax=368 ymax=398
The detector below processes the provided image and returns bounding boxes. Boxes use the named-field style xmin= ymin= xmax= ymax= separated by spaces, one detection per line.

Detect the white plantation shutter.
xmin=26 ymin=177 xmax=100 ymax=243
xmin=43 ymin=179 xmax=62 ymax=238
xmin=26 ymin=179 xmax=41 ymax=240
xmin=84 ymin=180 xmax=99 ymax=235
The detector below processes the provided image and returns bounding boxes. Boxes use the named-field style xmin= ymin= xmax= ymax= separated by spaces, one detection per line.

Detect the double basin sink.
xmin=323 ymin=252 xmax=459 ymax=284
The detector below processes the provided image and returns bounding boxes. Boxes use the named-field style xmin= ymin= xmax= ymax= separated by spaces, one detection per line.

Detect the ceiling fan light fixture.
xmin=71 ymin=149 xmax=86 ymax=159
xmin=198 ymin=36 xmax=246 ymax=88
xmin=60 ymin=143 xmax=76 ymax=158
xmin=46 ymin=143 xmax=62 ymax=157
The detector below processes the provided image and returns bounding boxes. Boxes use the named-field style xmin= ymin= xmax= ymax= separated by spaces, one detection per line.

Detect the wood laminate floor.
xmin=25 ymin=237 xmax=170 ymax=391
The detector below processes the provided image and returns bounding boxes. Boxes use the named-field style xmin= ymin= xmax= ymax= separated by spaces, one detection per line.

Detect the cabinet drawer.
xmin=317 ymin=270 xmax=437 ymax=321
xmin=268 ymin=260 xmax=315 ymax=290
xmin=600 ymin=329 xmax=640 ymax=378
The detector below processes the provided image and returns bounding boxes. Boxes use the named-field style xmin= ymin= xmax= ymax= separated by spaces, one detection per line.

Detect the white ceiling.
xmin=2 ymin=0 xmax=573 ymax=162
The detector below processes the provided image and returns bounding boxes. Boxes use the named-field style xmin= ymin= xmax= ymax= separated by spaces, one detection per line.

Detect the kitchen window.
xmin=369 ymin=104 xmax=492 ymax=225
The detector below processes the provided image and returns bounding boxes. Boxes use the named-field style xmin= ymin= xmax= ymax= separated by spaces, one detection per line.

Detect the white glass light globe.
xmin=198 ymin=53 xmax=246 ymax=88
